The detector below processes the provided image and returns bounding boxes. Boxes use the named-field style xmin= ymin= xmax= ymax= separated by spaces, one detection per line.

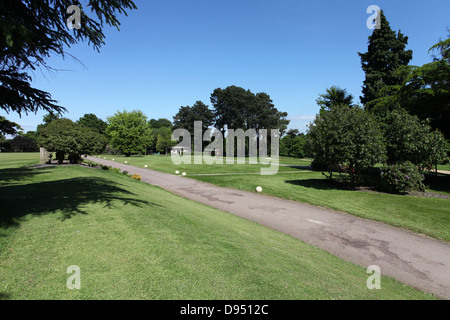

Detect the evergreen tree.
xmin=359 ymin=10 xmax=413 ymax=109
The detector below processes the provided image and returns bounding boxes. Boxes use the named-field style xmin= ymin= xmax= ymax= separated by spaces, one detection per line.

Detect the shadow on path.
xmin=0 ymin=176 xmax=158 ymax=229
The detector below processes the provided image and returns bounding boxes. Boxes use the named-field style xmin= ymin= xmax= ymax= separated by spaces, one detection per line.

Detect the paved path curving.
xmin=86 ymin=156 xmax=450 ymax=299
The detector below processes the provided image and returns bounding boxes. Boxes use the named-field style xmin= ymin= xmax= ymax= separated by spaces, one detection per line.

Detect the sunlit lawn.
xmin=0 ymin=153 xmax=435 ymax=299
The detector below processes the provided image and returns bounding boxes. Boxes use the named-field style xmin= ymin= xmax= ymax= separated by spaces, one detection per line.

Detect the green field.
xmin=96 ymin=154 xmax=450 ymax=242
xmin=0 ymin=153 xmax=434 ymax=299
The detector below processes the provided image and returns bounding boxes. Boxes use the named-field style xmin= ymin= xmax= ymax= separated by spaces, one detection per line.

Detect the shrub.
xmin=131 ymin=173 xmax=141 ymax=181
xmin=380 ymin=162 xmax=425 ymax=194
xmin=306 ymin=105 xmax=385 ymax=185
xmin=384 ymin=109 xmax=447 ymax=172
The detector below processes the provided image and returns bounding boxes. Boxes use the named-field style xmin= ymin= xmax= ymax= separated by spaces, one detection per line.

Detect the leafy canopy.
xmin=106 ymin=110 xmax=152 ymax=156
xmin=306 ymin=106 xmax=385 ymax=185
xmin=39 ymin=118 xmax=106 ymax=163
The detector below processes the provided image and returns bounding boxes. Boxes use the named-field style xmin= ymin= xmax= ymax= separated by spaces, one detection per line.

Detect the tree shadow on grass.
xmin=285 ymin=178 xmax=348 ymax=191
xmin=0 ymin=167 xmax=50 ymax=185
xmin=0 ymin=176 xmax=160 ymax=229
xmin=424 ymin=173 xmax=450 ymax=194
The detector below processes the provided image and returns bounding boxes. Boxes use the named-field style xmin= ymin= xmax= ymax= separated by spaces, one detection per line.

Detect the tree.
xmin=280 ymin=130 xmax=306 ymax=158
xmin=0 ymin=0 xmax=137 ymax=116
xmin=384 ymin=109 xmax=447 ymax=172
xmin=173 ymin=101 xmax=215 ymax=151
xmin=155 ymin=127 xmax=176 ymax=155
xmin=359 ymin=10 xmax=413 ymax=109
xmin=39 ymin=119 xmax=106 ymax=163
xmin=173 ymin=101 xmax=214 ymax=132
xmin=210 ymin=86 xmax=289 ymax=135
xmin=149 ymin=118 xmax=173 ymax=129
xmin=9 ymin=136 xmax=38 ymax=152
xmin=77 ymin=113 xmax=108 ymax=134
xmin=35 ymin=112 xmax=61 ymax=137
xmin=0 ymin=116 xmax=22 ymax=135
xmin=316 ymin=86 xmax=354 ymax=114
xmin=306 ymin=106 xmax=385 ymax=185
xmin=106 ymin=110 xmax=152 ymax=157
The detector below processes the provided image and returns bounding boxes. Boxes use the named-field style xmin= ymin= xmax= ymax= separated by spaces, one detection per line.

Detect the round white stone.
xmin=256 ymin=186 xmax=263 ymax=193
xmin=175 ymin=171 xmax=180 ymax=175
xmin=144 ymin=165 xmax=148 ymax=168
xmin=182 ymin=172 xmax=187 ymax=176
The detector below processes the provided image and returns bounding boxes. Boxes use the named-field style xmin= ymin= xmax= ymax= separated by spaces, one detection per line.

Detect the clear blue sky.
xmin=3 ymin=0 xmax=449 ymax=133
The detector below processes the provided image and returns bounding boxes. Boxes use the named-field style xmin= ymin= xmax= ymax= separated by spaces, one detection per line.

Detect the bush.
xmin=384 ymin=109 xmax=447 ymax=172
xmin=306 ymin=106 xmax=385 ymax=185
xmin=380 ymin=162 xmax=425 ymax=194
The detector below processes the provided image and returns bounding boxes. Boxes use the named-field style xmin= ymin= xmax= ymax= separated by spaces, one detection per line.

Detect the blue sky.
xmin=3 ymin=0 xmax=449 ymax=133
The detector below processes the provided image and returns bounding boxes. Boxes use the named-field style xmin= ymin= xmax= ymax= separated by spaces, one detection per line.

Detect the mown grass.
xmin=0 ymin=153 xmax=435 ymax=299
xmin=95 ymin=154 xmax=450 ymax=242
xmin=0 ymin=153 xmax=40 ymax=169
xmin=96 ymin=154 xmax=311 ymax=174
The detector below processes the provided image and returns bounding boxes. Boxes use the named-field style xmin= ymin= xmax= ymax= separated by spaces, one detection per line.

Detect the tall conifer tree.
xmin=359 ymin=10 xmax=413 ymax=109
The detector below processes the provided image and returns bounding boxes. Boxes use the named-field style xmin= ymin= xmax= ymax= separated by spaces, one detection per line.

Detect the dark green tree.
xmin=280 ymin=130 xmax=306 ymax=158
xmin=0 ymin=0 xmax=137 ymax=116
xmin=316 ymin=86 xmax=354 ymax=114
xmin=77 ymin=113 xmax=108 ymax=134
xmin=210 ymin=86 xmax=289 ymax=134
xmin=173 ymin=101 xmax=215 ymax=151
xmin=173 ymin=101 xmax=214 ymax=132
xmin=39 ymin=119 xmax=106 ymax=163
xmin=149 ymin=118 xmax=173 ymax=129
xmin=359 ymin=10 xmax=413 ymax=109
xmin=9 ymin=135 xmax=38 ymax=152
xmin=0 ymin=116 xmax=22 ymax=135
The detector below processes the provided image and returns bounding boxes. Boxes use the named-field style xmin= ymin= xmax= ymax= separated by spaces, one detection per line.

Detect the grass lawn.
xmin=0 ymin=153 xmax=40 ymax=169
xmin=96 ymin=154 xmax=450 ymax=242
xmin=0 ymin=153 xmax=434 ymax=299
xmin=95 ymin=154 xmax=312 ymax=174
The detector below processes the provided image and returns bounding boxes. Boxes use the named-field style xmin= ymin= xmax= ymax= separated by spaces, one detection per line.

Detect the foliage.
xmin=0 ymin=0 xmax=137 ymax=115
xmin=316 ymin=86 xmax=354 ymax=114
xmin=306 ymin=106 xmax=385 ymax=185
xmin=380 ymin=162 xmax=425 ymax=194
xmin=280 ymin=130 xmax=306 ymax=158
xmin=367 ymin=36 xmax=450 ymax=138
xmin=149 ymin=118 xmax=173 ymax=129
xmin=210 ymin=86 xmax=289 ymax=135
xmin=9 ymin=135 xmax=38 ymax=152
xmin=106 ymin=110 xmax=152 ymax=156
xmin=0 ymin=116 xmax=22 ymax=135
xmin=77 ymin=113 xmax=108 ymax=134
xmin=384 ymin=109 xmax=447 ymax=172
xmin=155 ymin=126 xmax=176 ymax=155
xmin=172 ymin=101 xmax=214 ymax=151
xmin=173 ymin=101 xmax=214 ymax=130
xmin=359 ymin=10 xmax=413 ymax=107
xmin=39 ymin=118 xmax=106 ymax=163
